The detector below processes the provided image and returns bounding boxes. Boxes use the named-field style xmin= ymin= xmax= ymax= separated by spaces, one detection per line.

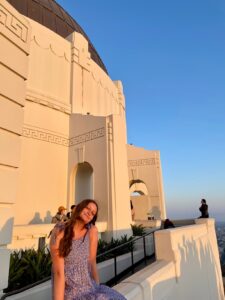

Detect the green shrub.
xmin=97 ymin=234 xmax=134 ymax=263
xmin=4 ymin=247 xmax=51 ymax=293
xmin=131 ymin=224 xmax=146 ymax=236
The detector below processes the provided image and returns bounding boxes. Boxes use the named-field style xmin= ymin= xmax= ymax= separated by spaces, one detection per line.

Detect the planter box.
xmin=98 ymin=249 xmax=145 ymax=283
xmin=98 ymin=234 xmax=155 ymax=283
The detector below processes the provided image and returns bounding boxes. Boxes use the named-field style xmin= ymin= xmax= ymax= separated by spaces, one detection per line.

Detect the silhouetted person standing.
xmin=199 ymin=199 xmax=209 ymax=218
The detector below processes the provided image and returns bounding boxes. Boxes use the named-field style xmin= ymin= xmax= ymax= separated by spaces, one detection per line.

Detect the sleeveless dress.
xmin=52 ymin=224 xmax=126 ymax=300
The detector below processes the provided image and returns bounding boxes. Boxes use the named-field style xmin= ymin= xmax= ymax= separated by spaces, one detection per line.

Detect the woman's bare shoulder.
xmin=89 ymin=224 xmax=98 ymax=236
xmin=50 ymin=222 xmax=65 ymax=246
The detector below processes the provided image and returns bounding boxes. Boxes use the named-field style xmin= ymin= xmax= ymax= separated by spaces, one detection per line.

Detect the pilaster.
xmin=67 ymin=31 xmax=91 ymax=114
xmin=106 ymin=115 xmax=132 ymax=239
xmin=0 ymin=0 xmax=30 ymax=293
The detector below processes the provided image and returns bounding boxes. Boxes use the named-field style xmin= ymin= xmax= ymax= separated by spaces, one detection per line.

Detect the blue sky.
xmin=57 ymin=0 xmax=225 ymax=221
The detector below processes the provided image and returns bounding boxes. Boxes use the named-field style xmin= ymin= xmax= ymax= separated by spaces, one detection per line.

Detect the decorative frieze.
xmin=0 ymin=4 xmax=28 ymax=43
xmin=31 ymin=36 xmax=70 ymax=62
xmin=90 ymin=71 xmax=118 ymax=104
xmin=22 ymin=126 xmax=105 ymax=147
xmin=22 ymin=126 xmax=69 ymax=147
xmin=69 ymin=127 xmax=105 ymax=146
xmin=128 ymin=158 xmax=155 ymax=167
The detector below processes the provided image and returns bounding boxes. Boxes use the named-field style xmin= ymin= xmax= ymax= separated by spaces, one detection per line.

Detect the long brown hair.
xmin=58 ymin=199 xmax=98 ymax=257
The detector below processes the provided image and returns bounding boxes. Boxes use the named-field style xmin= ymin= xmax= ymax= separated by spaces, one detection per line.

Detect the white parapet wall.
xmin=114 ymin=260 xmax=177 ymax=300
xmin=114 ymin=218 xmax=225 ymax=300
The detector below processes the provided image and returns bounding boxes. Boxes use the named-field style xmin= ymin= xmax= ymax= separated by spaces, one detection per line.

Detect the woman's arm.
xmin=50 ymin=228 xmax=65 ymax=300
xmin=89 ymin=225 xmax=100 ymax=284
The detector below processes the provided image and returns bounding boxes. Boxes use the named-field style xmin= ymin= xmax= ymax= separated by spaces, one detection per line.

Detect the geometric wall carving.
xmin=0 ymin=4 xmax=28 ymax=42
xmin=128 ymin=158 xmax=155 ymax=167
xmin=22 ymin=126 xmax=105 ymax=147
xmin=69 ymin=127 xmax=105 ymax=146
xmin=107 ymin=122 xmax=113 ymax=142
xmin=74 ymin=146 xmax=85 ymax=164
xmin=22 ymin=126 xmax=69 ymax=146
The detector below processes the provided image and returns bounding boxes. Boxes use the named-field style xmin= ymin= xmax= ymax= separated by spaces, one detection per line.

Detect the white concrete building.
xmin=0 ymin=0 xmax=165 ymax=294
xmin=0 ymin=1 xmax=224 ymax=299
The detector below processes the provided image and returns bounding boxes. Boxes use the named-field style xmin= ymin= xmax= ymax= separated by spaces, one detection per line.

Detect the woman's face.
xmin=80 ymin=202 xmax=97 ymax=224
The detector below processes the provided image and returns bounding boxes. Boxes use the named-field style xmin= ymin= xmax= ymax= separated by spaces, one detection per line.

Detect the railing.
xmin=96 ymin=229 xmax=157 ymax=285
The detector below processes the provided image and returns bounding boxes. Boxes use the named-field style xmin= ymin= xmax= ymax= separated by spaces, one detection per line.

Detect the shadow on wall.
xmin=0 ymin=217 xmax=14 ymax=244
xmin=43 ymin=211 xmax=52 ymax=223
xmin=151 ymin=234 xmax=224 ymax=300
xmin=28 ymin=211 xmax=53 ymax=224
xmin=176 ymin=235 xmax=223 ymax=299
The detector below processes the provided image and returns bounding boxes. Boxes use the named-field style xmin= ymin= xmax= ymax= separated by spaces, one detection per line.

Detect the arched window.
xmin=129 ymin=180 xmax=149 ymax=221
xmin=129 ymin=180 xmax=148 ymax=196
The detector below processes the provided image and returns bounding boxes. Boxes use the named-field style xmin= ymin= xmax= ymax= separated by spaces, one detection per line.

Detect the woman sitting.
xmin=50 ymin=199 xmax=126 ymax=300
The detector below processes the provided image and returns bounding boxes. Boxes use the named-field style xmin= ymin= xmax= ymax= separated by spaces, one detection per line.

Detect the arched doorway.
xmin=74 ymin=162 xmax=94 ymax=204
xmin=129 ymin=180 xmax=149 ymax=221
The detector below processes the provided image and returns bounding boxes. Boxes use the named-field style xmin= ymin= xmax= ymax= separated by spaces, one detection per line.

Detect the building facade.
xmin=0 ymin=0 xmax=166 ymax=293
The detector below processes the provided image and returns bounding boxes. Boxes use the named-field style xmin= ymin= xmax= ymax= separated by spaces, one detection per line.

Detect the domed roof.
xmin=7 ymin=0 xmax=108 ymax=74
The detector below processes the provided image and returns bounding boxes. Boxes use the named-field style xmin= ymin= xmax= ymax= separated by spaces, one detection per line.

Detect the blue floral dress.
xmin=52 ymin=224 xmax=126 ymax=300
